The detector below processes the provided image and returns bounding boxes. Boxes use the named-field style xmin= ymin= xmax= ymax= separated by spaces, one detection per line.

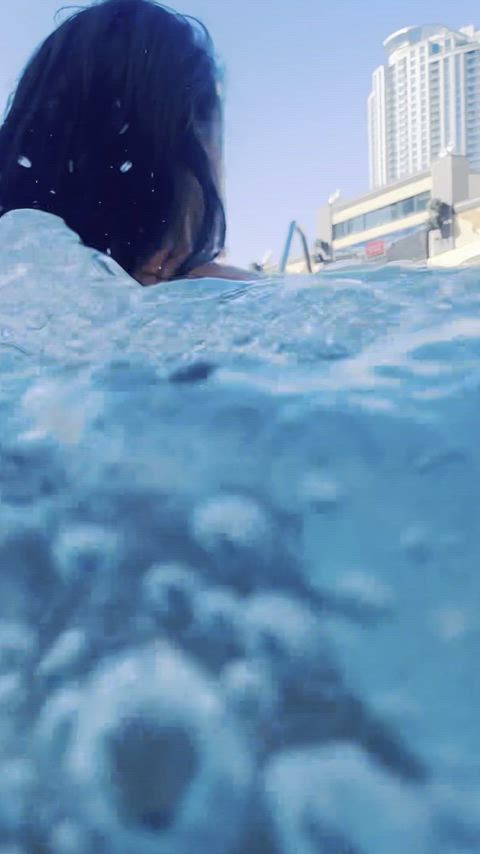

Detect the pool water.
xmin=1 ymin=209 xmax=479 ymax=852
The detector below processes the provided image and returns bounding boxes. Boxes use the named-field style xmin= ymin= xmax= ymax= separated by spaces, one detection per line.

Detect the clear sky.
xmin=1 ymin=0 xmax=480 ymax=266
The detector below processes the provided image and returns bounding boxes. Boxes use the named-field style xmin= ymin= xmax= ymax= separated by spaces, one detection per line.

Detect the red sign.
xmin=365 ymin=239 xmax=386 ymax=258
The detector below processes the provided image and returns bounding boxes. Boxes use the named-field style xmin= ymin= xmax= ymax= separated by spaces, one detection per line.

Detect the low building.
xmin=316 ymin=153 xmax=480 ymax=268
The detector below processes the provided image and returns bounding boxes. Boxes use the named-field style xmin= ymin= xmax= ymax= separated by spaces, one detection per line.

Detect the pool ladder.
xmin=279 ymin=220 xmax=313 ymax=274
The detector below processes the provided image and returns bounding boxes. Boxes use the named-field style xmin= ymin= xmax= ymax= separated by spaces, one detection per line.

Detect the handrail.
xmin=279 ymin=220 xmax=313 ymax=273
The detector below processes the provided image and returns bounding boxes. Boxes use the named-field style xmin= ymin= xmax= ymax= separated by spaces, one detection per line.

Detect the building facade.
xmin=274 ymin=153 xmax=480 ymax=273
xmin=312 ymin=153 xmax=480 ymax=270
xmin=368 ymin=24 xmax=480 ymax=189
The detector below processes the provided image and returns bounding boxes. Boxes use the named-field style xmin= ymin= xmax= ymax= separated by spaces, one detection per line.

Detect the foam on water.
xmin=1 ymin=209 xmax=480 ymax=852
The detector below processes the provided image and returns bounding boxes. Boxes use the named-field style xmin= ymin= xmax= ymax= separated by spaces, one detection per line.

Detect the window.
xmin=414 ymin=191 xmax=430 ymax=211
xmin=333 ymin=192 xmax=431 ymax=241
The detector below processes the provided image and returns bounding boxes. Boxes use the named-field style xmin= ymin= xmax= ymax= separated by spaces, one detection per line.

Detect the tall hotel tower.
xmin=368 ymin=25 xmax=480 ymax=189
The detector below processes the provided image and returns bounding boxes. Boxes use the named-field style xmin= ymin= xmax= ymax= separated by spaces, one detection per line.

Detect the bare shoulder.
xmin=185 ymin=261 xmax=262 ymax=281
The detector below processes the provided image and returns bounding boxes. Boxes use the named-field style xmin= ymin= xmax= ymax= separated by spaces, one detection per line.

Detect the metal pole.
xmin=279 ymin=221 xmax=312 ymax=273
xmin=279 ymin=220 xmax=297 ymax=273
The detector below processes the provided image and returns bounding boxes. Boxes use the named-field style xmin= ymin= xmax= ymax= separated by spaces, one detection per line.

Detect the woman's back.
xmin=0 ymin=0 xmax=227 ymax=282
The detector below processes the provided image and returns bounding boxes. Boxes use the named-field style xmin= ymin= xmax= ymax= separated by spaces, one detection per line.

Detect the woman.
xmin=0 ymin=0 xmax=252 ymax=283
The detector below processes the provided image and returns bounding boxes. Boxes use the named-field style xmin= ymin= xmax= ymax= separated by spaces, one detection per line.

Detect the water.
xmin=1 ymin=209 xmax=480 ymax=852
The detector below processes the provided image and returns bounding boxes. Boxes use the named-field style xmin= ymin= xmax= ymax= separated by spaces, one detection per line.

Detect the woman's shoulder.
xmin=183 ymin=261 xmax=262 ymax=281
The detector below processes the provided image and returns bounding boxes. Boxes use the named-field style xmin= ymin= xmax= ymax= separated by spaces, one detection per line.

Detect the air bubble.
xmin=37 ymin=629 xmax=86 ymax=679
xmin=52 ymin=524 xmax=120 ymax=582
xmin=142 ymin=562 xmax=201 ymax=635
xmin=192 ymin=494 xmax=273 ymax=561
xmin=0 ymin=622 xmax=36 ymax=673
xmin=299 ymin=469 xmax=345 ymax=511
xmin=221 ymin=659 xmax=278 ymax=726
xmin=264 ymin=746 xmax=429 ymax=853
xmin=66 ymin=645 xmax=252 ymax=850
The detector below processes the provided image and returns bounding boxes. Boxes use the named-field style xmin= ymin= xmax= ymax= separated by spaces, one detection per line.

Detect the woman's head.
xmin=0 ymin=0 xmax=226 ymax=281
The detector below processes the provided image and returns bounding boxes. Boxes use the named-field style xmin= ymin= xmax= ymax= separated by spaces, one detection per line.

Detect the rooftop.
xmin=383 ymin=24 xmax=472 ymax=55
xmin=333 ymin=169 xmax=431 ymax=216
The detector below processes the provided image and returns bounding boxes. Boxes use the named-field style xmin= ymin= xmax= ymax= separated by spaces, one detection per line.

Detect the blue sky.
xmin=1 ymin=0 xmax=480 ymax=265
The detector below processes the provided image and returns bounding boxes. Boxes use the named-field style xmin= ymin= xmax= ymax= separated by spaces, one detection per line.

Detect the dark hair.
xmin=0 ymin=0 xmax=226 ymax=278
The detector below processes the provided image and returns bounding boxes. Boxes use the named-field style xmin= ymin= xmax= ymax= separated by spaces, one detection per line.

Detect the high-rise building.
xmin=368 ymin=24 xmax=480 ymax=189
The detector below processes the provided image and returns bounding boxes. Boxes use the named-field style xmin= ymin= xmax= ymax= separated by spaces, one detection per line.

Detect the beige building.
xmin=277 ymin=152 xmax=480 ymax=274
xmin=278 ymin=152 xmax=480 ymax=273
xmin=322 ymin=153 xmax=480 ymax=268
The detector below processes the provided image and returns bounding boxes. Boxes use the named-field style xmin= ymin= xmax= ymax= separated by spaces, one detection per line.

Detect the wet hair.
xmin=0 ymin=0 xmax=226 ymax=278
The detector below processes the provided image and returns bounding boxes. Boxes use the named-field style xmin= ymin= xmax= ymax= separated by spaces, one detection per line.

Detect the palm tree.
xmin=425 ymin=198 xmax=452 ymax=258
